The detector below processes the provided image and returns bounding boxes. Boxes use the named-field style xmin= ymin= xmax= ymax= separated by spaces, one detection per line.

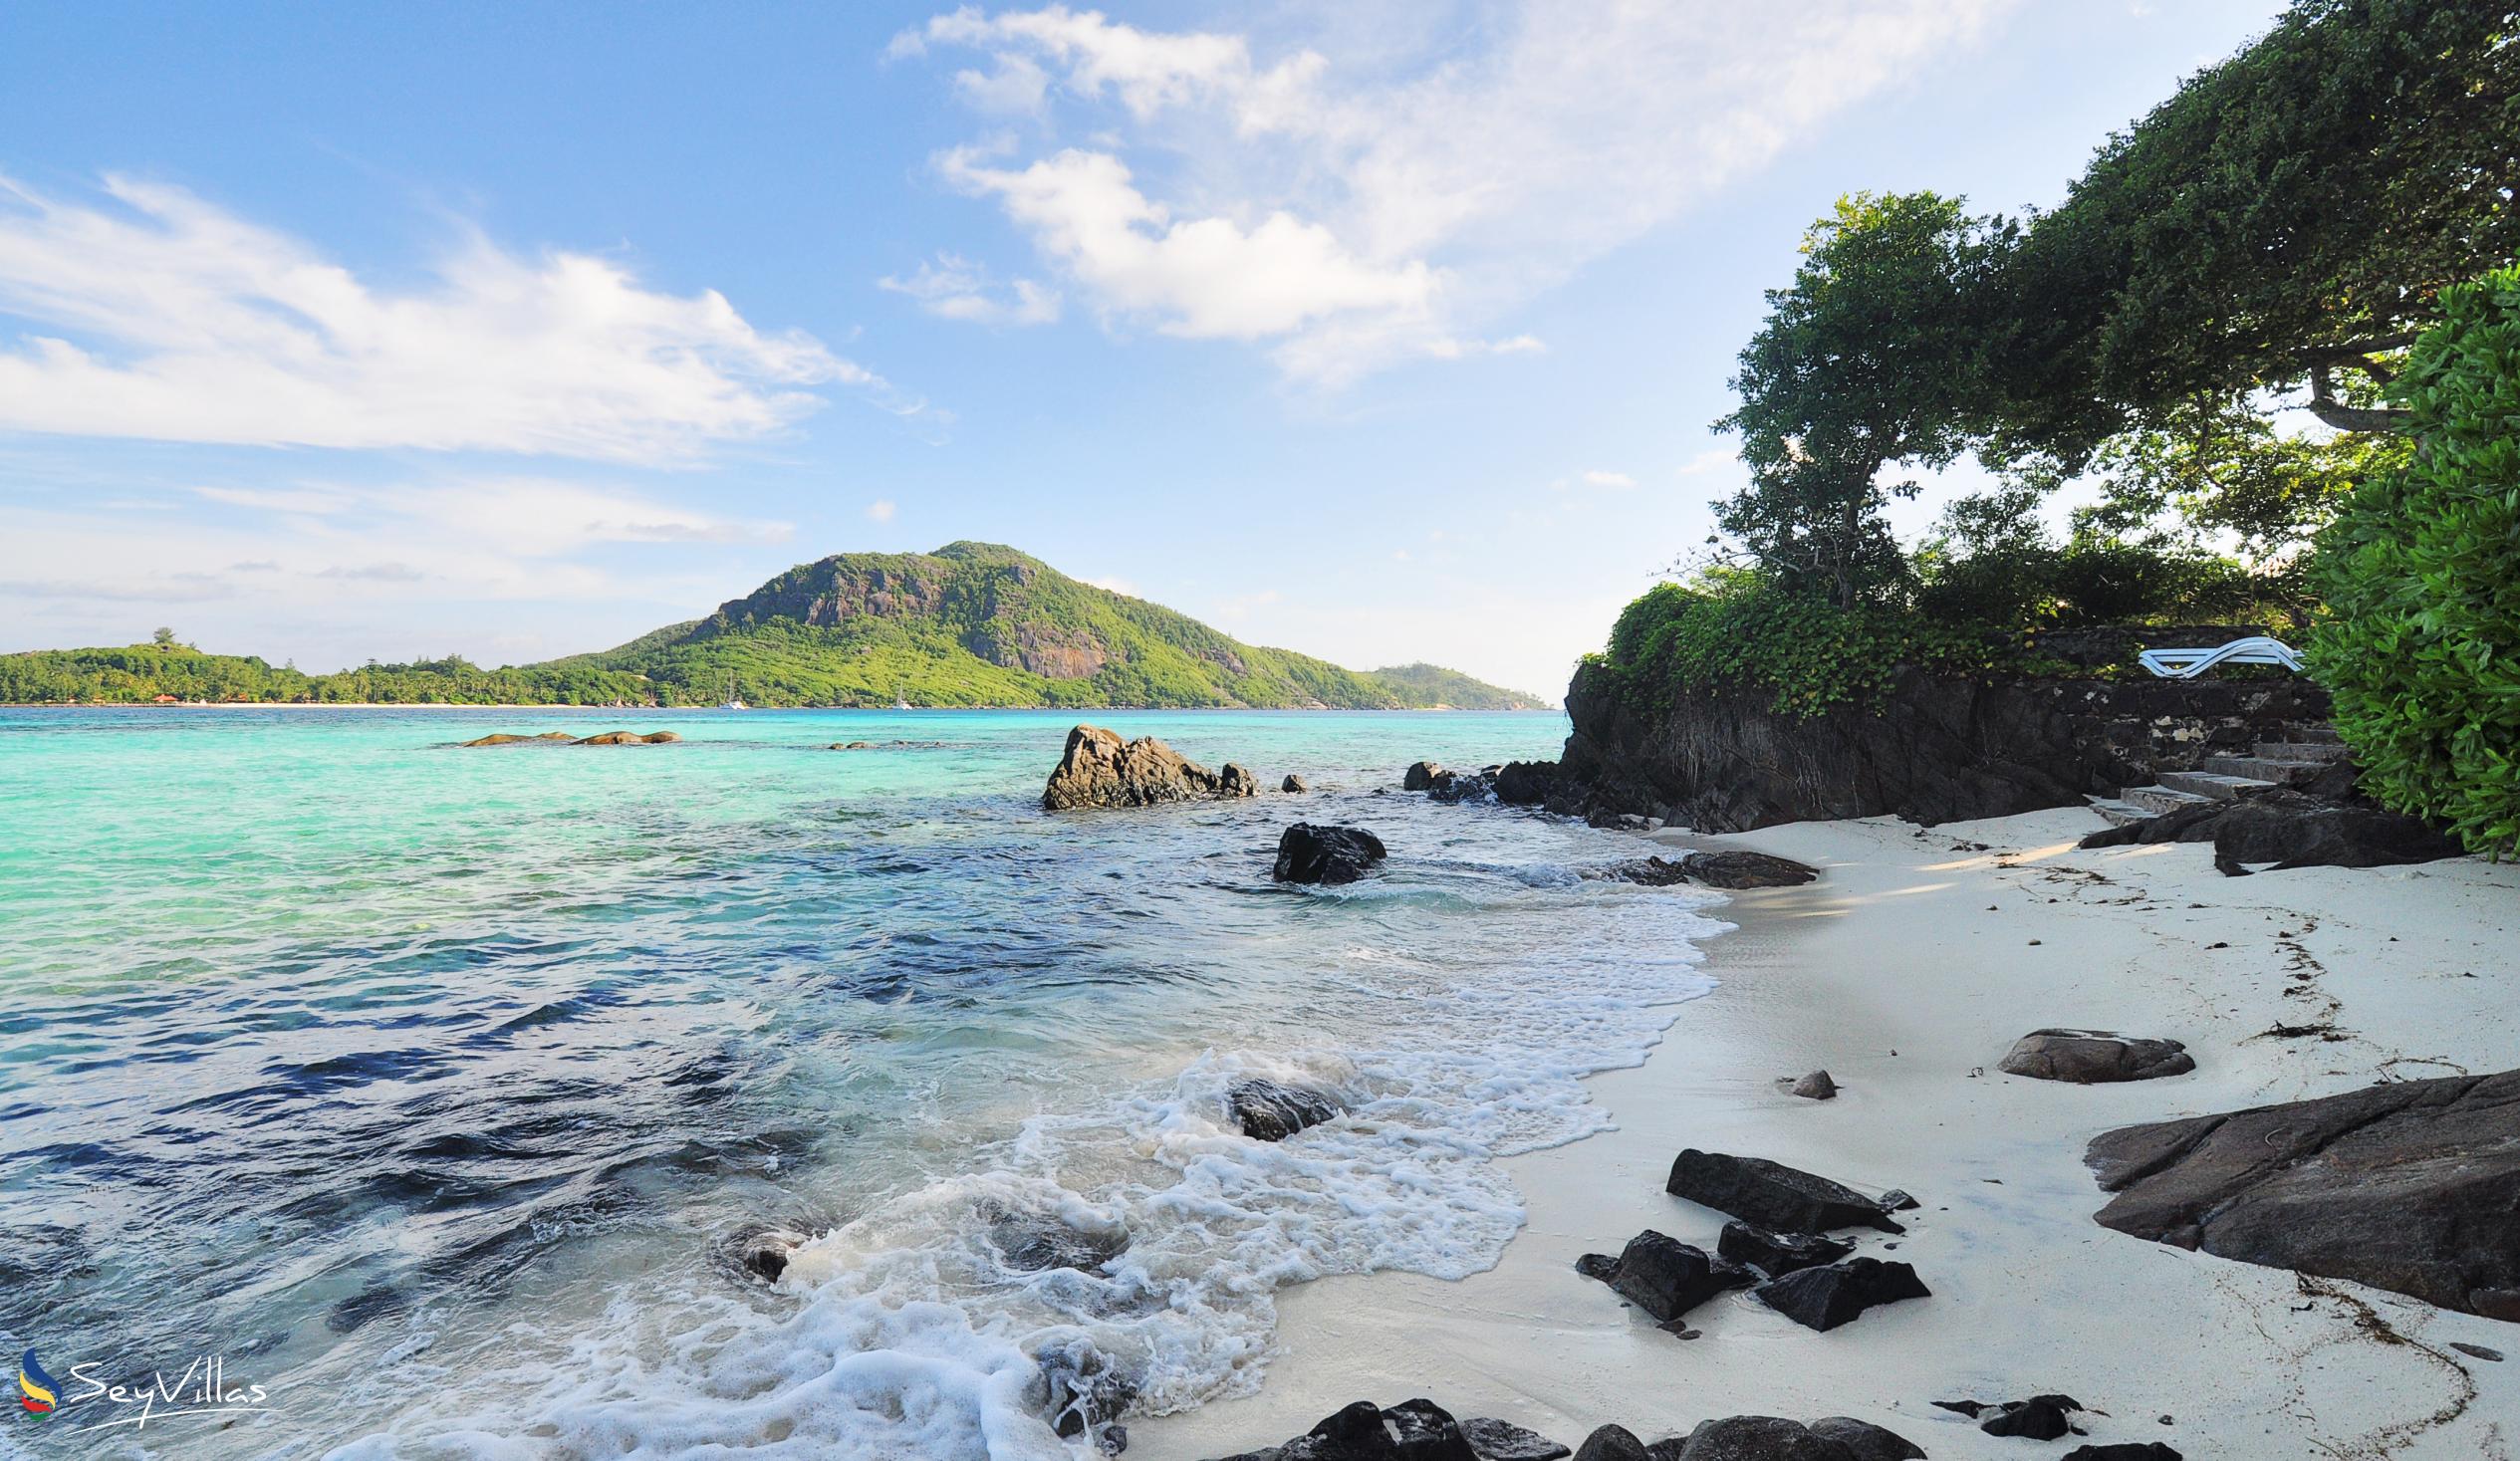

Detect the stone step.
xmin=2200 ymin=754 xmax=2324 ymax=784
xmin=2158 ymin=770 xmax=2275 ymax=801
xmin=2255 ymin=740 xmax=2350 ymax=763
xmin=2085 ymin=797 xmax=2151 ymax=828
xmin=2122 ymin=784 xmax=2215 ymax=817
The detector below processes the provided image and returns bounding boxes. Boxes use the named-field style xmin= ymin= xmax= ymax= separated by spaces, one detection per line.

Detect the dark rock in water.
xmin=459 ymin=731 xmax=578 ymax=747
xmin=1214 ymin=1397 xmax=1487 ymax=1461
xmin=1599 ymin=856 xmax=1694 ymax=886
xmin=1460 ymin=1417 xmax=1572 ymax=1461
xmin=1044 ymin=724 xmax=1259 ymax=810
xmin=1934 ymin=1394 xmax=2085 ymax=1440
xmin=2062 ymin=1446 xmax=2183 ymax=1461
xmin=1038 ymin=1337 xmax=1136 ymax=1451
xmin=1228 ymin=1079 xmax=1343 ymax=1141
xmin=1716 ymin=1223 xmax=1853 ymax=1278
xmin=731 ymin=1227 xmax=807 ymax=1282
xmin=2085 ymin=1068 xmax=2520 ymax=1319
xmin=1807 ymin=1417 xmax=1925 ymax=1461
xmin=326 ymin=1284 xmax=408 ymax=1334
xmin=1283 ymin=774 xmax=1310 ymax=793
xmin=1494 ymin=761 xmax=1559 ymax=805
xmin=980 ymin=1202 xmax=1127 ymax=1273
xmin=1673 ymin=851 xmax=1818 ymax=888
xmin=1574 ymin=1230 xmax=1755 ymax=1324
xmin=1789 ymin=1071 xmax=1837 ymax=1100
xmin=1404 ymin=761 xmax=1445 ymax=792
xmin=1665 ymin=1415 xmax=1905 ymax=1459
xmin=2078 ymin=786 xmax=2459 ymax=870
xmin=1426 ymin=769 xmax=1497 ymax=804
xmin=2000 ymin=1030 xmax=2195 ymax=1083
xmin=574 ymin=730 xmax=680 ymax=745
xmin=1752 ymin=1257 xmax=1930 ymax=1331
xmin=1568 ymin=1426 xmax=1650 ymax=1461
xmin=832 ymin=741 xmax=875 ymax=750
xmin=1666 ymin=1150 xmax=1904 ymax=1233
xmin=1556 ymin=650 xmax=2332 ymax=832
xmin=1274 ymin=824 xmax=1388 ymax=884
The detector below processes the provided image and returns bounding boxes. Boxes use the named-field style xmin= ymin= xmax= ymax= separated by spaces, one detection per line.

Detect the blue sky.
xmin=0 ymin=0 xmax=2286 ymax=698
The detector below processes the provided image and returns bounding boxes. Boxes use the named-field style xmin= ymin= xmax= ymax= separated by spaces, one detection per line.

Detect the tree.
xmin=1994 ymin=0 xmax=2519 ymax=457
xmin=2307 ymin=264 xmax=2520 ymax=856
xmin=2072 ymin=394 xmax=2412 ymax=565
xmin=1714 ymin=192 xmax=2011 ymax=607
xmin=151 ymin=626 xmax=177 ymax=647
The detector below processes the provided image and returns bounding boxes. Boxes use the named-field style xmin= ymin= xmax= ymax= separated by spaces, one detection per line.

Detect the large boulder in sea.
xmin=2000 ymin=1030 xmax=2194 ymax=1084
xmin=459 ymin=731 xmax=578 ymax=747
xmin=1043 ymin=724 xmax=1259 ymax=811
xmin=2084 ymin=1068 xmax=2520 ymax=1320
xmin=575 ymin=730 xmax=680 ymax=745
xmin=1227 ymin=1079 xmax=1343 ymax=1141
xmin=1403 ymin=761 xmax=1445 ymax=792
xmin=1273 ymin=825 xmax=1387 ymax=885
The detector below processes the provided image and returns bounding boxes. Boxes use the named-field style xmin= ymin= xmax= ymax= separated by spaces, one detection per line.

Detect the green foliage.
xmin=1714 ymin=191 xmax=2013 ymax=608
xmin=1366 ymin=662 xmax=1549 ymax=710
xmin=1592 ymin=578 xmax=2007 ymax=719
xmin=1994 ymin=0 xmax=2518 ymax=457
xmin=2308 ymin=264 xmax=2520 ymax=856
xmin=2 ymin=541 xmax=1507 ymax=710
xmin=2074 ymin=395 xmax=2413 ymax=564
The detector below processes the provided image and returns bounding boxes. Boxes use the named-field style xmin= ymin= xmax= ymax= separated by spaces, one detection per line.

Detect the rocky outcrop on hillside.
xmin=1042 ymin=725 xmax=1259 ymax=810
xmin=2086 ymin=1068 xmax=2520 ymax=1320
xmin=1551 ymin=658 xmax=2332 ymax=832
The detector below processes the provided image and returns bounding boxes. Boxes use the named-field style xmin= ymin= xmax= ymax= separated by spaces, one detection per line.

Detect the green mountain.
xmin=1368 ymin=662 xmax=1551 ymax=710
xmin=0 ymin=543 xmax=1551 ymax=710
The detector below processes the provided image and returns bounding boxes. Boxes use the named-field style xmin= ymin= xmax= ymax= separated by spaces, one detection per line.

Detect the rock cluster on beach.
xmin=460 ymin=729 xmax=681 ymax=746
xmin=2086 ymin=1067 xmax=2520 ymax=1320
xmin=1042 ymin=724 xmax=1260 ymax=810
xmin=1199 ymin=1397 xmax=1930 ymax=1461
xmin=2078 ymin=783 xmax=2460 ymax=871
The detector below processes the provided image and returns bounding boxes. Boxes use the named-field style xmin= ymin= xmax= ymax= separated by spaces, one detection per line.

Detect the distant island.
xmin=0 ymin=542 xmax=1552 ymax=710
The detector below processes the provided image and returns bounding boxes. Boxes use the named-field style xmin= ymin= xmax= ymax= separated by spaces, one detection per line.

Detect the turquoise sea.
xmin=0 ymin=708 xmax=1727 ymax=1459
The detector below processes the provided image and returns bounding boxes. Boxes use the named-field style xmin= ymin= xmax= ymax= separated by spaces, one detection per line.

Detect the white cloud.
xmin=940 ymin=147 xmax=1434 ymax=342
xmin=1087 ymin=574 xmax=1138 ymax=596
xmin=880 ymin=253 xmax=1062 ymax=326
xmin=866 ymin=498 xmax=898 ymax=523
xmin=902 ymin=1 xmax=2012 ymax=382
xmin=0 ymin=173 xmax=926 ymax=460
xmin=1549 ymin=467 xmax=1638 ymax=492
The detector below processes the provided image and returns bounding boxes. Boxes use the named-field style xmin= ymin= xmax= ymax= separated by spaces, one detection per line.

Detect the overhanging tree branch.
xmin=2305 ymin=363 xmax=2413 ymax=433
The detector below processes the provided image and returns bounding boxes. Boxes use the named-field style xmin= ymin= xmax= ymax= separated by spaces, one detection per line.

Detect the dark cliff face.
xmin=709 ymin=560 xmax=948 ymax=629
xmin=1561 ymin=661 xmax=2332 ymax=832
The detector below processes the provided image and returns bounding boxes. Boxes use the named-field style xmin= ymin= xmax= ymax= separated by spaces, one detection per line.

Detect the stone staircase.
xmin=2088 ymin=727 xmax=2348 ymax=828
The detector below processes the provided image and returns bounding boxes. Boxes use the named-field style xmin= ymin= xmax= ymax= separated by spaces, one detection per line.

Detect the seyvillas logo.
xmin=18 ymin=1350 xmax=57 ymax=1417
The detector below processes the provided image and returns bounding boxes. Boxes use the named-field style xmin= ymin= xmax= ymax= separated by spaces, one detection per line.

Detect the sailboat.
xmin=721 ymin=671 xmax=747 ymax=711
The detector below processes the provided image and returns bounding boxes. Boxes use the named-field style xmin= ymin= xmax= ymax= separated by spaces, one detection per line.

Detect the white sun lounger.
xmin=2137 ymin=635 xmax=2305 ymax=678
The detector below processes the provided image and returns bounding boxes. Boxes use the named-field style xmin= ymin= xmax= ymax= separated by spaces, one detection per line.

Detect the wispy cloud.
xmin=865 ymin=498 xmax=898 ymax=523
xmin=900 ymin=2 xmax=2012 ymax=383
xmin=880 ymin=253 xmax=1062 ymax=326
xmin=0 ymin=173 xmax=931 ymax=460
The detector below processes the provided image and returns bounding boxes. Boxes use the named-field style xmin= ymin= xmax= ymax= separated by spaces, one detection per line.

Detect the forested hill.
xmin=0 ymin=543 xmax=1549 ymax=709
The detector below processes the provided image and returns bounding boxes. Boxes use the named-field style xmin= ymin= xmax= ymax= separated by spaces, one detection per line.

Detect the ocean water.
xmin=0 ymin=708 xmax=1727 ymax=1459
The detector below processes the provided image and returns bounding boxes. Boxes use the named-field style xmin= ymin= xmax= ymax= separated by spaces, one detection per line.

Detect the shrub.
xmin=2307 ymin=264 xmax=2520 ymax=857
xmin=1596 ymin=577 xmax=2004 ymax=718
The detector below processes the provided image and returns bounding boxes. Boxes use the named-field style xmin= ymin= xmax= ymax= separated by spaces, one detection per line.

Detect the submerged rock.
xmin=1227 ymin=1079 xmax=1343 ymax=1141
xmin=1665 ymin=1150 xmax=1904 ymax=1234
xmin=832 ymin=740 xmax=875 ymax=750
xmin=573 ymin=730 xmax=680 ymax=745
xmin=1043 ymin=724 xmax=1259 ymax=811
xmin=730 ymin=1227 xmax=807 ymax=1282
xmin=1753 ymin=1257 xmax=1930 ymax=1332
xmin=458 ymin=731 xmax=578 ymax=746
xmin=1038 ymin=1337 xmax=1137 ymax=1452
xmin=1672 ymin=851 xmax=1819 ymax=889
xmin=1273 ymin=824 xmax=1388 ymax=885
xmin=980 ymin=1201 xmax=1128 ymax=1273
xmin=2085 ymin=1068 xmax=2520 ymax=1319
xmin=1426 ymin=769 xmax=1497 ymax=804
xmin=2000 ymin=1030 xmax=2195 ymax=1084
xmin=1715 ymin=1222 xmax=1853 ymax=1278
xmin=1573 ymin=1230 xmax=1755 ymax=1324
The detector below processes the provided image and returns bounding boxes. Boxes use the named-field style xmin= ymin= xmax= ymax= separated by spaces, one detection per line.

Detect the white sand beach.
xmin=1137 ymin=807 xmax=2520 ymax=1460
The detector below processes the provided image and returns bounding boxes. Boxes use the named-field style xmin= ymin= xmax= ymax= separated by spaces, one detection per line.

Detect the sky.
xmin=0 ymin=0 xmax=2291 ymax=700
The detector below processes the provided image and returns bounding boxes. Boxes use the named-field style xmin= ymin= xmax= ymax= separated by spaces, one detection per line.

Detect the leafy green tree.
xmin=1995 ymin=0 xmax=2518 ymax=456
xmin=151 ymin=626 xmax=176 ymax=647
xmin=2072 ymin=395 xmax=2412 ymax=565
xmin=2308 ymin=263 xmax=2520 ymax=856
xmin=1714 ymin=192 xmax=2011 ymax=607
